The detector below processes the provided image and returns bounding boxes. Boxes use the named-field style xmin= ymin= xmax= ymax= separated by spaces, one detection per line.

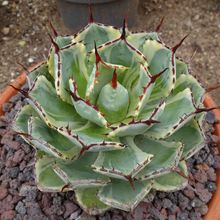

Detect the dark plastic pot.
xmin=56 ymin=0 xmax=138 ymax=31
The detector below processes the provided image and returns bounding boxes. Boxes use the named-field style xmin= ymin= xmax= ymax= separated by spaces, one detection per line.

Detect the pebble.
xmin=15 ymin=201 xmax=26 ymax=215
xmin=19 ymin=185 xmax=37 ymax=201
xmin=1 ymin=210 xmax=16 ymax=220
xmin=0 ymin=186 xmax=8 ymax=200
xmin=2 ymin=27 xmax=10 ymax=35
xmin=2 ymin=0 xmax=8 ymax=6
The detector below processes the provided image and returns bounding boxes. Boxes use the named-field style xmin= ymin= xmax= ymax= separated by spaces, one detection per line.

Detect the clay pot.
xmin=0 ymin=64 xmax=220 ymax=219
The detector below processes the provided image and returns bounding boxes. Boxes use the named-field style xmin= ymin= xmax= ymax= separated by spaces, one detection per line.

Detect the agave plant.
xmin=14 ymin=12 xmax=210 ymax=215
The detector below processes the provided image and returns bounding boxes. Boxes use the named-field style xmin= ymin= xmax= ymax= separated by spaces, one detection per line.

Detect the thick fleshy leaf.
xmin=134 ymin=136 xmax=183 ymax=180
xmin=14 ymin=105 xmax=38 ymax=133
xmin=167 ymin=118 xmax=205 ymax=160
xmin=27 ymin=62 xmax=54 ymax=89
xmin=52 ymin=42 xmax=89 ymax=102
xmin=53 ymin=153 xmax=110 ymax=188
xmin=75 ymin=188 xmax=110 ymax=215
xmin=173 ymin=74 xmax=205 ymax=106
xmin=176 ymin=59 xmax=189 ymax=76
xmin=74 ymin=23 xmax=120 ymax=51
xmin=28 ymin=117 xmax=81 ymax=160
xmin=92 ymin=137 xmax=153 ymax=179
xmin=35 ymin=154 xmax=70 ymax=192
xmin=69 ymin=78 xmax=108 ymax=127
xmin=28 ymin=75 xmax=85 ymax=129
xmin=127 ymin=32 xmax=159 ymax=51
xmin=108 ymin=101 xmax=165 ymax=137
xmin=96 ymin=38 xmax=148 ymax=68
xmin=85 ymin=62 xmax=127 ymax=105
xmin=98 ymin=179 xmax=152 ymax=211
xmin=146 ymin=88 xmax=196 ymax=139
xmin=97 ymin=81 xmax=129 ymax=124
xmin=142 ymin=39 xmax=175 ymax=100
xmin=47 ymin=35 xmax=74 ymax=78
xmin=153 ymin=161 xmax=188 ymax=192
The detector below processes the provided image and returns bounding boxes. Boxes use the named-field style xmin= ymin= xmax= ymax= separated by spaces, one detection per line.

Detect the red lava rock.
xmin=0 ymin=186 xmax=8 ymax=200
xmin=1 ymin=210 xmax=16 ymax=220
xmin=207 ymin=167 xmax=217 ymax=181
xmin=195 ymin=205 xmax=208 ymax=215
xmin=160 ymin=208 xmax=168 ymax=218
xmin=5 ymin=156 xmax=17 ymax=168
xmin=196 ymin=163 xmax=209 ymax=171
xmin=0 ymin=195 xmax=14 ymax=213
xmin=183 ymin=188 xmax=195 ymax=200
xmin=194 ymin=170 xmax=208 ymax=183
xmin=64 ymin=201 xmax=78 ymax=218
xmin=196 ymin=188 xmax=212 ymax=203
xmin=168 ymin=214 xmax=176 ymax=220
xmin=214 ymin=155 xmax=220 ymax=169
xmin=12 ymin=149 xmax=25 ymax=164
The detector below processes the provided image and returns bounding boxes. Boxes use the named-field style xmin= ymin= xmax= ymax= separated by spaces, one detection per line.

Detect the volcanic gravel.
xmin=0 ymin=92 xmax=220 ymax=220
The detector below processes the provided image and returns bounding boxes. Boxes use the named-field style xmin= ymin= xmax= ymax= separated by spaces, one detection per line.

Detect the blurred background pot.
xmin=56 ymin=0 xmax=138 ymax=31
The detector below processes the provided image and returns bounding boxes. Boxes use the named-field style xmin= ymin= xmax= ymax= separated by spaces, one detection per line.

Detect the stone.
xmin=19 ymin=184 xmax=37 ymax=201
xmin=162 ymin=198 xmax=172 ymax=209
xmin=12 ymin=149 xmax=25 ymax=164
xmin=0 ymin=186 xmax=8 ymax=200
xmin=1 ymin=210 xmax=16 ymax=220
xmin=64 ymin=201 xmax=78 ymax=218
xmin=15 ymin=201 xmax=26 ymax=215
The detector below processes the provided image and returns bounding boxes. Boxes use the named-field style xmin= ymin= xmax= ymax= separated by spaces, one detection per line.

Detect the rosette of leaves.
xmin=14 ymin=15 xmax=209 ymax=215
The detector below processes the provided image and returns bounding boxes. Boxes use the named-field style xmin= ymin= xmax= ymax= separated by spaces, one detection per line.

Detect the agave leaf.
xmin=98 ymin=179 xmax=152 ymax=212
xmin=35 ymin=154 xmax=70 ymax=192
xmin=69 ymin=78 xmax=108 ymax=127
xmin=176 ymin=59 xmax=189 ymax=76
xmin=92 ymin=137 xmax=153 ymax=179
xmin=47 ymin=35 xmax=74 ymax=78
xmin=53 ymin=152 xmax=110 ymax=188
xmin=134 ymin=136 xmax=183 ymax=180
xmin=52 ymin=42 xmax=89 ymax=102
xmin=127 ymin=65 xmax=153 ymax=116
xmin=167 ymin=118 xmax=205 ymax=160
xmin=173 ymin=74 xmax=205 ymax=106
xmin=14 ymin=105 xmax=38 ymax=133
xmin=142 ymin=39 xmax=175 ymax=100
xmin=95 ymin=38 xmax=148 ymax=68
xmin=27 ymin=62 xmax=54 ymax=88
xmin=146 ymin=88 xmax=196 ymax=139
xmin=74 ymin=23 xmax=121 ymax=51
xmin=109 ymin=101 xmax=165 ymax=137
xmin=75 ymin=187 xmax=110 ymax=215
xmin=127 ymin=32 xmax=159 ymax=50
xmin=153 ymin=161 xmax=188 ymax=192
xmin=28 ymin=117 xmax=81 ymax=160
xmin=28 ymin=75 xmax=85 ymax=129
xmin=85 ymin=62 xmax=128 ymax=105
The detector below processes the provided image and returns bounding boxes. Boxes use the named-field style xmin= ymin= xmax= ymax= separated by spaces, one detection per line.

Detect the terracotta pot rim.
xmin=0 ymin=65 xmax=220 ymax=220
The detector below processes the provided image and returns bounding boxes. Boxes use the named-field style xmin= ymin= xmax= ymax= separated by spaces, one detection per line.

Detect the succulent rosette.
xmin=14 ymin=14 xmax=207 ymax=215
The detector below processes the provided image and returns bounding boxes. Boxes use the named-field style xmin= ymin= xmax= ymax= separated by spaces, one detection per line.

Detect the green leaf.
xmin=53 ymin=43 xmax=89 ymax=102
xmin=35 ymin=154 xmax=69 ymax=192
xmin=98 ymin=179 xmax=152 ymax=211
xmin=28 ymin=117 xmax=81 ymax=160
xmin=176 ymin=59 xmax=189 ymax=76
xmin=96 ymin=39 xmax=148 ymax=67
xmin=92 ymin=137 xmax=153 ymax=179
xmin=127 ymin=32 xmax=159 ymax=51
xmin=74 ymin=23 xmax=120 ymax=51
xmin=173 ymin=74 xmax=205 ymax=106
xmin=142 ymin=39 xmax=175 ymax=100
xmin=153 ymin=161 xmax=188 ymax=192
xmin=146 ymin=88 xmax=196 ymax=139
xmin=167 ymin=118 xmax=205 ymax=160
xmin=97 ymin=81 xmax=129 ymax=124
xmin=53 ymin=152 xmax=110 ymax=188
xmin=28 ymin=75 xmax=85 ymax=129
xmin=14 ymin=105 xmax=38 ymax=133
xmin=134 ymin=136 xmax=183 ymax=180
xmin=75 ymin=187 xmax=110 ymax=215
